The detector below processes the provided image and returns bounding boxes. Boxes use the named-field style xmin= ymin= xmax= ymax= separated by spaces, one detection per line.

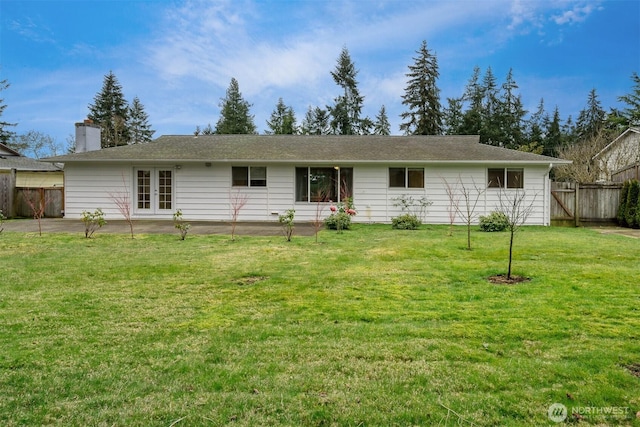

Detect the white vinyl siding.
xmin=62 ymin=162 xmax=552 ymax=225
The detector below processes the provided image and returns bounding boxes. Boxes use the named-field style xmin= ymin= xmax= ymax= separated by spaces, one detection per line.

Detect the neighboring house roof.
xmin=0 ymin=143 xmax=62 ymax=172
xmin=45 ymin=135 xmax=569 ymax=165
xmin=0 ymin=142 xmax=22 ymax=157
xmin=593 ymin=127 xmax=640 ymax=160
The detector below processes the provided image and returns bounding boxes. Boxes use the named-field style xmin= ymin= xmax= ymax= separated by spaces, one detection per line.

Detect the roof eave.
xmin=49 ymin=158 xmax=570 ymax=165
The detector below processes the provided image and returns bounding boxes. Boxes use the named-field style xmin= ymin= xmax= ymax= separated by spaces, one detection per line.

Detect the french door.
xmin=135 ymin=168 xmax=173 ymax=214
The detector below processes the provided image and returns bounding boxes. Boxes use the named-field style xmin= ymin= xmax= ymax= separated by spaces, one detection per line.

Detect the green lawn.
xmin=0 ymin=224 xmax=639 ymax=426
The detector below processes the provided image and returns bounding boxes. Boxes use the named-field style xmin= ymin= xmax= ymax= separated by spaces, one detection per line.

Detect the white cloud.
xmin=134 ymin=0 xmax=612 ymax=135
xmin=9 ymin=17 xmax=55 ymax=44
xmin=552 ymin=2 xmax=600 ymax=25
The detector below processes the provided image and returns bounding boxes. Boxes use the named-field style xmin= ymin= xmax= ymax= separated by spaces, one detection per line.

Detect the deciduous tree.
xmin=108 ymin=174 xmax=135 ymax=239
xmin=229 ymin=190 xmax=249 ymax=241
xmin=554 ymin=129 xmax=613 ymax=182
xmin=442 ymin=176 xmax=486 ymax=250
xmin=495 ymin=188 xmax=537 ymax=280
xmin=8 ymin=131 xmax=61 ymax=159
xmin=22 ymin=188 xmax=52 ymax=236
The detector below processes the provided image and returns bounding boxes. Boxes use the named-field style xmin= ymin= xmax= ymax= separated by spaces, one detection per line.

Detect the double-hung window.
xmin=389 ymin=167 xmax=424 ymax=188
xmin=488 ymin=168 xmax=523 ymax=189
xmin=232 ymin=166 xmax=267 ymax=187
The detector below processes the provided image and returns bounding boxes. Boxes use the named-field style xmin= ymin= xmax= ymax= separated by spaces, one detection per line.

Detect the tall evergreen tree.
xmin=480 ymin=67 xmax=501 ymax=145
xmin=373 ymin=105 xmax=391 ymax=135
xmin=128 ymin=96 xmax=155 ymax=144
xmin=443 ymin=97 xmax=464 ymax=135
xmin=301 ymin=106 xmax=331 ymax=135
xmin=0 ymin=79 xmax=18 ymax=146
xmin=215 ymin=78 xmax=256 ymax=134
xmin=562 ymin=114 xmax=577 ymax=142
xmin=617 ymin=71 xmax=640 ymax=127
xmin=544 ymin=106 xmax=564 ymax=157
xmin=524 ymin=98 xmax=546 ymax=153
xmin=265 ymin=98 xmax=297 ymax=135
xmin=498 ymin=69 xmax=527 ymax=149
xmin=327 ymin=47 xmax=366 ymax=135
xmin=88 ymin=71 xmax=130 ymax=148
xmin=604 ymin=108 xmax=628 ymax=133
xmin=399 ymin=40 xmax=442 ymax=135
xmin=458 ymin=66 xmax=484 ymax=136
xmin=575 ymin=88 xmax=606 ymax=141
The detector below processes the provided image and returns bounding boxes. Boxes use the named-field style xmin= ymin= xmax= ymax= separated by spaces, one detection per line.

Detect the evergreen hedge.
xmin=625 ymin=180 xmax=640 ymax=228
xmin=618 ymin=180 xmax=640 ymax=229
xmin=617 ymin=181 xmax=630 ymax=227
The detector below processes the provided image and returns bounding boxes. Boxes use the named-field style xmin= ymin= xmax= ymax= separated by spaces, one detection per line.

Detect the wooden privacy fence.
xmin=13 ymin=188 xmax=64 ymax=218
xmin=551 ymin=181 xmax=622 ymax=226
xmin=0 ymin=172 xmax=16 ymax=217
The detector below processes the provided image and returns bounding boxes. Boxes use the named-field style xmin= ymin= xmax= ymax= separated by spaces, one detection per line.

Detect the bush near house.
xmin=628 ymin=180 xmax=640 ymax=228
xmin=617 ymin=180 xmax=630 ymax=227
xmin=479 ymin=211 xmax=509 ymax=232
xmin=617 ymin=179 xmax=640 ymax=229
xmin=325 ymin=200 xmax=356 ymax=231
xmin=391 ymin=213 xmax=422 ymax=230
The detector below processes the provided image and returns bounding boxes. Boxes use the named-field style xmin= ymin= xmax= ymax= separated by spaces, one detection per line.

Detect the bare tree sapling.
xmin=22 ymin=188 xmax=52 ymax=236
xmin=108 ymin=173 xmax=134 ymax=238
xmin=229 ymin=190 xmax=249 ymax=241
xmin=495 ymin=189 xmax=537 ymax=281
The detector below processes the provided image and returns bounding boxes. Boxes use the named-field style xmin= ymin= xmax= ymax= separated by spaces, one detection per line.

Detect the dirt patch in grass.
xmin=235 ymin=276 xmax=268 ymax=286
xmin=624 ymin=363 xmax=640 ymax=378
xmin=488 ymin=274 xmax=531 ymax=285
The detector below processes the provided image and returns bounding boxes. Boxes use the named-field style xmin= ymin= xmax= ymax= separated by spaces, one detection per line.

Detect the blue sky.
xmin=1 ymin=0 xmax=639 ymax=149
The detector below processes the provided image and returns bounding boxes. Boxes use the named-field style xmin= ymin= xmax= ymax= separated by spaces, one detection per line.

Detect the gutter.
xmin=42 ymin=158 xmax=572 ymax=166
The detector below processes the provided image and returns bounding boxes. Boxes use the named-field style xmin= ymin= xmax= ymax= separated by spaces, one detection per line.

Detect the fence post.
xmin=574 ymin=182 xmax=580 ymax=227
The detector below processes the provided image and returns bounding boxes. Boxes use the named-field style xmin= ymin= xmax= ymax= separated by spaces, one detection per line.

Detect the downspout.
xmin=544 ymin=163 xmax=553 ymax=226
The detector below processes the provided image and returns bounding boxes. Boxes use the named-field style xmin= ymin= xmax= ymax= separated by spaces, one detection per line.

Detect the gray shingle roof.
xmin=44 ymin=134 xmax=569 ymax=165
xmin=0 ymin=155 xmax=62 ymax=171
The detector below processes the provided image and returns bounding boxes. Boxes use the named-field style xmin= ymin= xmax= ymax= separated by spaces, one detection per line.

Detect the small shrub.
xmin=391 ymin=194 xmax=433 ymax=221
xmin=173 ymin=209 xmax=191 ymax=240
xmin=278 ymin=209 xmax=295 ymax=242
xmin=391 ymin=214 xmax=422 ymax=230
xmin=81 ymin=209 xmax=106 ymax=238
xmin=325 ymin=199 xmax=356 ymax=232
xmin=479 ymin=211 xmax=509 ymax=232
xmin=325 ymin=212 xmax=352 ymax=230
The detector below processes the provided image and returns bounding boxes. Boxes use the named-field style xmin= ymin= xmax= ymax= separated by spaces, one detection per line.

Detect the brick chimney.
xmin=75 ymin=119 xmax=101 ymax=152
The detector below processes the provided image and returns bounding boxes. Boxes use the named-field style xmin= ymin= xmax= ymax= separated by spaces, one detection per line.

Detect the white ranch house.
xmin=46 ymin=128 xmax=569 ymax=225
